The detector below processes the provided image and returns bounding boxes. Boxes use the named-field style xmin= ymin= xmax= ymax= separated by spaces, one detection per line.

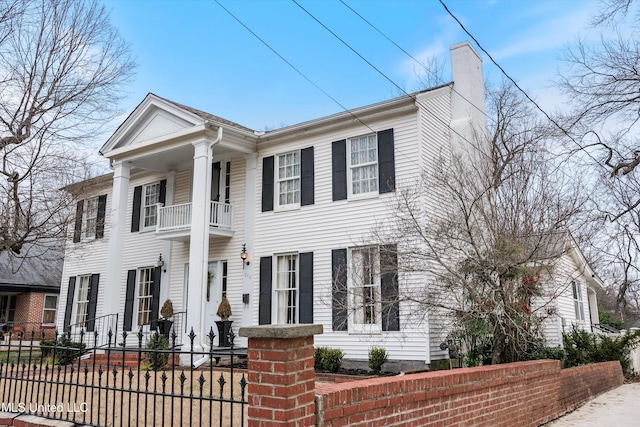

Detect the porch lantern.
xmin=240 ymin=244 xmax=250 ymax=269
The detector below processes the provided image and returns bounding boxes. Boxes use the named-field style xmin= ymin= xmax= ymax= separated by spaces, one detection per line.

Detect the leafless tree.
xmin=557 ymin=0 xmax=640 ymax=319
xmin=0 ymin=0 xmax=135 ymax=257
xmin=372 ymin=82 xmax=590 ymax=364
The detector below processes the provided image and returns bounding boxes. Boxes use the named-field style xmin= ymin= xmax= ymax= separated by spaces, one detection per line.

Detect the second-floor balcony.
xmin=156 ymin=201 xmax=234 ymax=241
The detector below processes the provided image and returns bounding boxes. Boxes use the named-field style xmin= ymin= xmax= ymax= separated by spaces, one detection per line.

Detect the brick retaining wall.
xmin=315 ymin=360 xmax=623 ymax=427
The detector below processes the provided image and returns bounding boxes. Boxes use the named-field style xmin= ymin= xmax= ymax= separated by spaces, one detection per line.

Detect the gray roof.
xmin=0 ymin=241 xmax=64 ymax=293
xmin=151 ymin=93 xmax=255 ymax=134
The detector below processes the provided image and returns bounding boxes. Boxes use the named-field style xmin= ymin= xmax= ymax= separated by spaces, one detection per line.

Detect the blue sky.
xmin=102 ymin=0 xmax=601 ymax=136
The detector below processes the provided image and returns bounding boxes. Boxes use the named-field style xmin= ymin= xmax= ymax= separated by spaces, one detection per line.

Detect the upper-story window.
xmin=261 ymin=148 xmax=314 ymax=212
xmin=349 ymin=134 xmax=378 ymax=196
xmin=277 ymin=151 xmax=300 ymax=208
xmin=332 ymin=129 xmax=395 ymax=201
xmin=84 ymin=197 xmax=99 ymax=238
xmin=73 ymin=195 xmax=107 ymax=243
xmin=143 ymin=182 xmax=161 ymax=229
xmin=131 ymin=180 xmax=166 ymax=233
xmin=572 ymin=281 xmax=585 ymax=321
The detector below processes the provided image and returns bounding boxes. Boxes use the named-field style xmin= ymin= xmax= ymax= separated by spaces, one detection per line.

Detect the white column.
xmin=186 ymin=140 xmax=213 ymax=350
xmin=588 ymin=290 xmax=600 ymax=325
xmin=159 ymin=171 xmax=175 ymax=305
xmin=242 ymin=153 xmax=257 ymax=334
xmin=105 ymin=161 xmax=131 ymax=321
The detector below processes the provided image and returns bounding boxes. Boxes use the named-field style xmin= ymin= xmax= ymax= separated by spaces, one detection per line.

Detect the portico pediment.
xmin=100 ymin=93 xmax=205 ymax=156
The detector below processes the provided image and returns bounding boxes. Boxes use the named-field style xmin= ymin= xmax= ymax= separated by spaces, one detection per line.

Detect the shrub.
xmin=39 ymin=339 xmax=57 ymax=358
xmin=368 ymin=347 xmax=389 ymax=374
xmin=322 ymin=348 xmax=345 ymax=374
xmin=314 ymin=347 xmax=328 ymax=369
xmin=530 ymin=346 xmax=566 ymax=361
xmin=563 ymin=325 xmax=640 ymax=377
xmin=314 ymin=346 xmax=345 ymax=373
xmin=54 ymin=334 xmax=86 ymax=365
xmin=146 ymin=332 xmax=170 ymax=371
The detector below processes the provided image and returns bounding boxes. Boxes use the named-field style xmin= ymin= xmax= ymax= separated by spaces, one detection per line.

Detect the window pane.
xmin=351 ymin=247 xmax=380 ymax=326
xmin=275 ymin=254 xmax=298 ymax=324
xmin=137 ymin=267 xmax=153 ymax=326
xmin=276 ymin=151 xmax=301 ymax=207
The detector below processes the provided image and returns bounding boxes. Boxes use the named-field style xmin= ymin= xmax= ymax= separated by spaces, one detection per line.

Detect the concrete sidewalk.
xmin=545 ymin=382 xmax=640 ymax=426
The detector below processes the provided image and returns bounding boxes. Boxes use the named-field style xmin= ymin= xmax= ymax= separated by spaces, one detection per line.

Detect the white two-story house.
xmin=57 ymin=42 xmax=601 ymax=368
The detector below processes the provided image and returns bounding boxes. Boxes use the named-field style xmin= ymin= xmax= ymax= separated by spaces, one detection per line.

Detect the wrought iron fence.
xmin=0 ymin=327 xmax=248 ymax=426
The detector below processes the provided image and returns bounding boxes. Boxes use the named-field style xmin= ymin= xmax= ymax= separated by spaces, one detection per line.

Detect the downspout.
xmin=193 ymin=125 xmax=223 ymax=369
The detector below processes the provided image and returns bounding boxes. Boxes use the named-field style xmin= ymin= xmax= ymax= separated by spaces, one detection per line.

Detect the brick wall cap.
xmin=239 ymin=324 xmax=323 ymax=339
xmin=14 ymin=414 xmax=75 ymax=427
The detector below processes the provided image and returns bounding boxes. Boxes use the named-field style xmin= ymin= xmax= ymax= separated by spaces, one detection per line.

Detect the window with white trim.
xmin=137 ymin=267 xmax=154 ymax=326
xmin=75 ymin=275 xmax=91 ymax=325
xmin=275 ymin=254 xmax=298 ymax=324
xmin=276 ymin=151 xmax=300 ymax=208
xmin=350 ymin=246 xmax=381 ymax=330
xmin=572 ymin=281 xmax=585 ymax=321
xmin=42 ymin=295 xmax=58 ymax=325
xmin=348 ymin=134 xmax=378 ymax=196
xmin=84 ymin=197 xmax=99 ymax=238
xmin=143 ymin=182 xmax=161 ymax=229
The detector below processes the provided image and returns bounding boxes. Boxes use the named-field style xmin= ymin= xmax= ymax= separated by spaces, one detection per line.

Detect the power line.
xmin=339 ymin=0 xmax=489 ymax=124
xmin=437 ymin=0 xmax=639 ymax=221
xmin=213 ymin=0 xmax=375 ymax=134
xmin=291 ymin=0 xmax=489 ymax=156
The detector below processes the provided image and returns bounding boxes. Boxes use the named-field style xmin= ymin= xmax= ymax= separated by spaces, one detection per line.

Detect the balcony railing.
xmin=157 ymin=201 xmax=233 ymax=234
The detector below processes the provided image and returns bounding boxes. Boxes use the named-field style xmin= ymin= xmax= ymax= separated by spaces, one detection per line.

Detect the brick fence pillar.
xmin=239 ymin=324 xmax=323 ymax=427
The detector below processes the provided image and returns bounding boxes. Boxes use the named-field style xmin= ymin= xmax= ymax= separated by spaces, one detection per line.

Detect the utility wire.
xmin=437 ymin=0 xmax=639 ymax=220
xmin=292 ymin=0 xmax=488 ymax=156
xmin=213 ymin=0 xmax=375 ymax=134
xmin=339 ymin=0 xmax=489 ymax=124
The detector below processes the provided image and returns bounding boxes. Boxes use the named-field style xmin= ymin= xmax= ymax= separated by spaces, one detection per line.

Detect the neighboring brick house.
xmin=0 ymin=243 xmax=62 ymax=340
xmin=56 ymin=41 xmax=602 ymax=369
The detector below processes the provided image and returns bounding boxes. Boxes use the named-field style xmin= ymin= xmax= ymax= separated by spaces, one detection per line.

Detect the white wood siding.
xmin=253 ymin=102 xmax=452 ymax=363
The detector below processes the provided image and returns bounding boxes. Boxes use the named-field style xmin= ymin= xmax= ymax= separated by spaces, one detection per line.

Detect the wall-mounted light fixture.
xmin=240 ymin=244 xmax=250 ymax=269
xmin=156 ymin=253 xmax=166 ymax=272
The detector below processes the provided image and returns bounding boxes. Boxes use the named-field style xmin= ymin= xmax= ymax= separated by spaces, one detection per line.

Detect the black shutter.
xmin=63 ymin=276 xmax=77 ymax=333
xmin=299 ymin=252 xmax=314 ymax=324
xmin=377 ymin=129 xmax=395 ymax=193
xmin=85 ymin=274 xmax=100 ymax=332
xmin=300 ymin=147 xmax=315 ymax=206
xmin=332 ymin=140 xmax=347 ymax=201
xmin=96 ymin=195 xmax=107 ymax=239
xmin=159 ymin=179 xmax=167 ymax=205
xmin=332 ymin=249 xmax=348 ymax=331
xmin=150 ymin=267 xmax=161 ymax=330
xmin=261 ymin=156 xmax=274 ymax=212
xmin=259 ymin=256 xmax=272 ymax=325
xmin=123 ymin=269 xmax=136 ymax=331
xmin=380 ymin=244 xmax=400 ymax=331
xmin=131 ymin=186 xmax=142 ymax=232
xmin=73 ymin=200 xmax=84 ymax=243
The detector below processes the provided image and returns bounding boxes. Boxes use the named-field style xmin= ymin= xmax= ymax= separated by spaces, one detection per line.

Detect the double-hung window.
xmin=137 ymin=267 xmax=154 ymax=326
xmin=275 ymin=254 xmax=298 ymax=324
xmin=572 ymin=281 xmax=585 ymax=321
xmin=42 ymin=295 xmax=58 ymax=325
xmin=75 ymin=275 xmax=91 ymax=326
xmin=143 ymin=182 xmax=161 ymax=229
xmin=350 ymin=246 xmax=381 ymax=331
xmin=276 ymin=151 xmax=300 ymax=208
xmin=84 ymin=197 xmax=99 ymax=238
xmin=349 ymin=134 xmax=378 ymax=196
